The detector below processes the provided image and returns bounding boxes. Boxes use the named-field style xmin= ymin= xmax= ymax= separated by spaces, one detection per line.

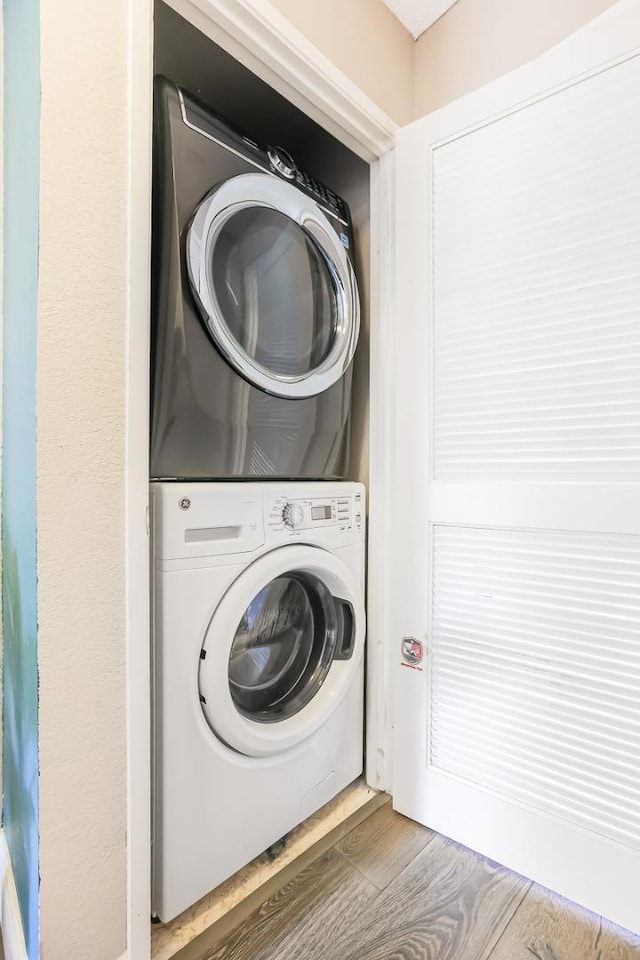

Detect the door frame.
xmin=125 ymin=1 xmax=397 ymax=956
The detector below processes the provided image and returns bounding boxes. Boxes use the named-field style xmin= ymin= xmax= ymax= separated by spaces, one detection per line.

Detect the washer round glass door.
xmin=198 ymin=545 xmax=364 ymax=757
xmin=186 ymin=173 xmax=360 ymax=399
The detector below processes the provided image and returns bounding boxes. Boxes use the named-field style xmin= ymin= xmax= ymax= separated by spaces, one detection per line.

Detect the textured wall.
xmin=414 ymin=0 xmax=619 ymax=117
xmin=2 ymin=0 xmax=40 ymax=955
xmin=269 ymin=0 xmax=414 ymax=124
xmin=37 ymin=0 xmax=128 ymax=957
xmin=383 ymin=0 xmax=459 ymax=39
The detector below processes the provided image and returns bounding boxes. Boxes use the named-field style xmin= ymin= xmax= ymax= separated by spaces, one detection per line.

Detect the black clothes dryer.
xmin=150 ymin=78 xmax=361 ymax=480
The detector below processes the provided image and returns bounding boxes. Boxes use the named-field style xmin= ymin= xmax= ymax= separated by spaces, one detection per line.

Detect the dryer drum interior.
xmin=208 ymin=209 xmax=338 ymax=379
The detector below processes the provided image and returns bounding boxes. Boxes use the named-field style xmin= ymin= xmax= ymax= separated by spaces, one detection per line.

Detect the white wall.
xmin=269 ymin=0 xmax=414 ymax=124
xmin=414 ymin=0 xmax=619 ymax=117
xmin=37 ymin=0 xmax=128 ymax=956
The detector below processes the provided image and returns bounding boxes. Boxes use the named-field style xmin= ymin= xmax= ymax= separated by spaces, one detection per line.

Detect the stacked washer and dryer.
xmin=150 ymin=77 xmax=366 ymax=922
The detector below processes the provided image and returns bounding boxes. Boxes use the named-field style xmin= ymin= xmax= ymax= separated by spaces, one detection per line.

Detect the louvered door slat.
xmin=430 ymin=522 xmax=640 ymax=846
xmin=432 ymin=53 xmax=640 ymax=482
xmin=393 ymin=2 xmax=640 ymax=933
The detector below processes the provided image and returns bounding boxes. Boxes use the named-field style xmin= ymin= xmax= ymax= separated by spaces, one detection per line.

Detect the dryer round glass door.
xmin=186 ymin=173 xmax=360 ymax=399
xmin=198 ymin=544 xmax=365 ymax=757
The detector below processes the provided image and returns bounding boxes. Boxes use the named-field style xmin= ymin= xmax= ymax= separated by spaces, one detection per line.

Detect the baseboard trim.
xmin=0 ymin=831 xmax=28 ymax=960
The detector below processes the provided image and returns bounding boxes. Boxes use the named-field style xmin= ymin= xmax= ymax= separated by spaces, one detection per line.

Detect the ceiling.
xmin=382 ymin=0 xmax=459 ymax=39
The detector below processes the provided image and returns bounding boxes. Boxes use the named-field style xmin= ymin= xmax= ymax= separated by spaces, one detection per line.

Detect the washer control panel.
xmin=267 ymin=491 xmax=364 ymax=535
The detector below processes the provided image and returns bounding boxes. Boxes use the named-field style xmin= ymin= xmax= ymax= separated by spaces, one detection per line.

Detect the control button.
xmin=355 ymin=514 xmax=362 ymax=524
xmin=268 ymin=147 xmax=297 ymax=180
xmin=282 ymin=502 xmax=304 ymax=529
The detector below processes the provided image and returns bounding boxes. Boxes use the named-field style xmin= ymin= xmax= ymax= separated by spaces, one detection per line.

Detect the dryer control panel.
xmin=266 ymin=490 xmax=364 ymax=536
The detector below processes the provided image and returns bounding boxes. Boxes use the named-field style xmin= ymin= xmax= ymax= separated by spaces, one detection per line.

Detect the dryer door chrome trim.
xmin=186 ymin=173 xmax=360 ymax=399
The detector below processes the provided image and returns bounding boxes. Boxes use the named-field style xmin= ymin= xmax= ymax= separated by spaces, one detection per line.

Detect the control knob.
xmin=282 ymin=502 xmax=304 ymax=529
xmin=268 ymin=146 xmax=297 ymax=180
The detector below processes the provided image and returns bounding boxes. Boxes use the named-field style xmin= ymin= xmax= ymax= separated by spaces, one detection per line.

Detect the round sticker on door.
xmin=401 ymin=637 xmax=423 ymax=666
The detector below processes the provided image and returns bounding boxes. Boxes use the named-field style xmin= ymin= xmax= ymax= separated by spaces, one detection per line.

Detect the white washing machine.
xmin=151 ymin=481 xmax=365 ymax=922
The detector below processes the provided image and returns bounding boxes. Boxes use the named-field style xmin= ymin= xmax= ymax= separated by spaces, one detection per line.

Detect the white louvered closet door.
xmin=392 ymin=0 xmax=640 ymax=933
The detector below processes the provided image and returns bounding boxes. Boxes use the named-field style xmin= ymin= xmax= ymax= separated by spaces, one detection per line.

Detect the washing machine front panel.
xmin=151 ymin=481 xmax=365 ymax=922
xmin=150 ymin=78 xmax=360 ymax=480
xmin=198 ymin=543 xmax=364 ymax=757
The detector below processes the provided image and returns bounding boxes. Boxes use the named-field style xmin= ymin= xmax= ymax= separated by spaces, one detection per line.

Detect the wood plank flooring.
xmin=202 ymin=848 xmax=378 ymax=960
xmin=184 ymin=801 xmax=640 ymax=960
xmin=490 ymin=884 xmax=640 ymax=960
xmin=334 ymin=801 xmax=432 ymax=890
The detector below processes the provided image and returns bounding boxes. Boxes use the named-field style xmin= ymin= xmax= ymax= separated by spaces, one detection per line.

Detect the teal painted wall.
xmin=2 ymin=0 xmax=40 ymax=956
